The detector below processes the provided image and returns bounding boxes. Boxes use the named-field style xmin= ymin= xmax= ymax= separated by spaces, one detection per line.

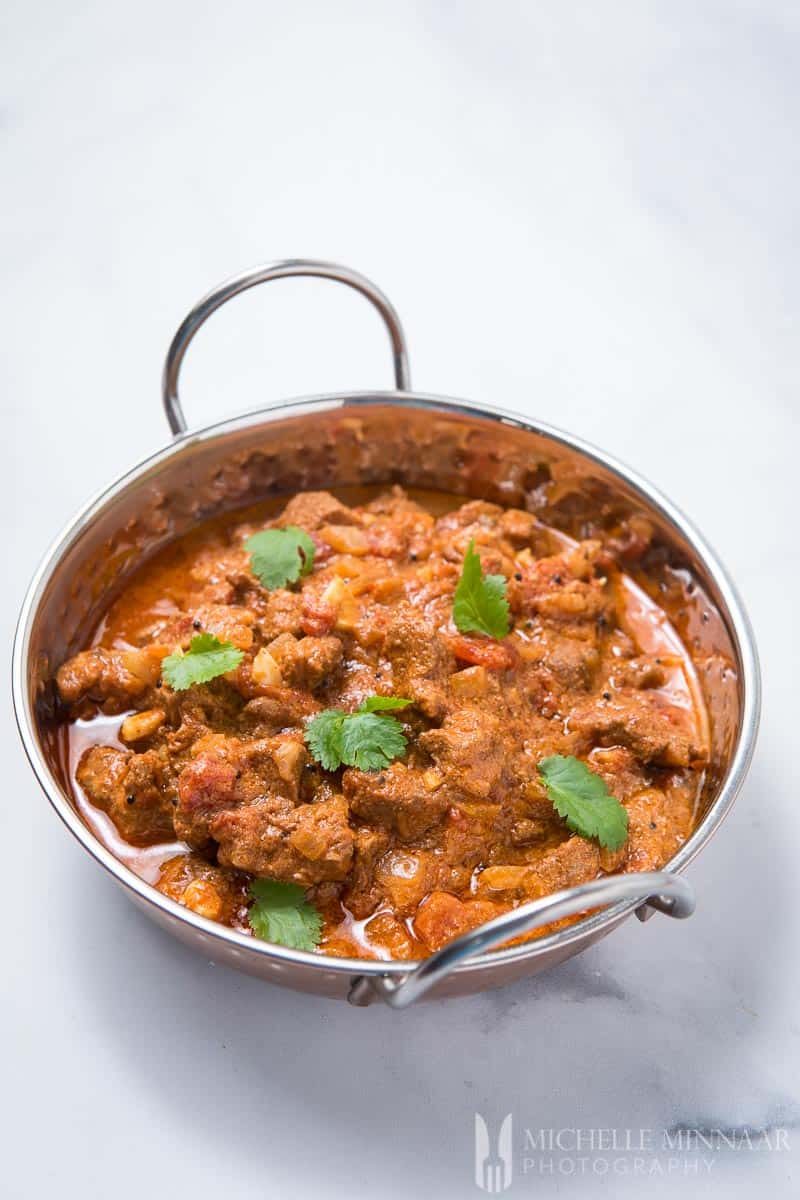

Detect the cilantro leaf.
xmin=357 ymin=696 xmax=412 ymax=713
xmin=247 ymin=880 xmax=323 ymax=951
xmin=246 ymin=526 xmax=316 ymax=591
xmin=161 ymin=633 xmax=244 ymax=691
xmin=339 ymin=712 xmax=408 ymax=771
xmin=452 ymin=539 xmax=510 ymax=639
xmin=304 ymin=708 xmax=347 ymax=771
xmin=538 ymin=755 xmax=629 ymax=851
xmin=304 ymin=696 xmax=411 ymax=772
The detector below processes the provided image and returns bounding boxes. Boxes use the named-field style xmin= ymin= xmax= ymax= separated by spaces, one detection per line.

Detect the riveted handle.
xmin=347 ymin=871 xmax=695 ymax=1008
xmin=162 ymin=259 xmax=412 ymax=436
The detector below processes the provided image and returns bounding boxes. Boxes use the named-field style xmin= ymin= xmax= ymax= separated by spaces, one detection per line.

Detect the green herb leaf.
xmin=304 ymin=708 xmax=347 ymax=772
xmin=538 ymin=754 xmax=629 ymax=851
xmin=248 ymin=880 xmax=323 ymax=951
xmin=339 ymin=712 xmax=408 ymax=771
xmin=304 ymin=696 xmax=411 ymax=772
xmin=356 ymin=696 xmax=413 ymax=713
xmin=452 ymin=539 xmax=510 ymax=639
xmin=246 ymin=526 xmax=316 ymax=591
xmin=161 ymin=633 xmax=244 ymax=691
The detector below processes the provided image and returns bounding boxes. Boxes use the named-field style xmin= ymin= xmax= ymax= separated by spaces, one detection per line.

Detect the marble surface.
xmin=3 ymin=2 xmax=798 ymax=1195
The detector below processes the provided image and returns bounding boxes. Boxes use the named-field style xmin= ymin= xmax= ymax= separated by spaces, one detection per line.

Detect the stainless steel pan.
xmin=13 ymin=260 xmax=760 ymax=1005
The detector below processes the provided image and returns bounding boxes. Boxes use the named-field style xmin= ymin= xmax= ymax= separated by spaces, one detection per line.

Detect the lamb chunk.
xmin=343 ymin=763 xmax=451 ymax=840
xmin=611 ymin=656 xmax=668 ymax=690
xmin=586 ymin=746 xmax=649 ymax=802
xmin=418 ymin=708 xmax=504 ymax=800
xmin=604 ymin=515 xmax=654 ymax=564
xmin=569 ymin=690 xmax=696 ymax=767
xmin=518 ymin=542 xmax=613 ymax=627
xmin=76 ymin=744 xmax=176 ymax=844
xmin=362 ymin=501 xmax=435 ymax=561
xmin=241 ymin=688 xmax=319 ymax=731
xmin=362 ymin=489 xmax=435 ymax=559
xmin=212 ymin=794 xmax=354 ymax=884
xmin=266 ymin=632 xmax=343 ymax=689
xmin=526 ymin=835 xmax=602 ymax=896
xmin=189 ymin=604 xmax=255 ymax=650
xmin=174 ymin=735 xmax=304 ymax=846
xmin=56 ymin=646 xmax=165 ymax=709
xmin=499 ymin=507 xmax=540 ymax=546
xmin=441 ymin=802 xmax=504 ymax=878
xmin=364 ymin=486 xmax=428 ymax=517
xmin=532 ymin=578 xmax=611 ymax=625
xmin=414 ymin=892 xmax=502 ymax=952
xmin=436 ymin=500 xmax=504 ymax=534
xmin=624 ymin=785 xmax=694 ymax=872
xmin=342 ymin=827 xmax=391 ymax=919
xmin=174 ymin=750 xmax=242 ymax=846
xmin=256 ymin=590 xmax=305 ymax=640
xmin=433 ymin=502 xmax=517 ymax=570
xmin=539 ymin=633 xmax=600 ymax=691
xmin=383 ymin=604 xmax=453 ymax=719
xmin=474 ymin=836 xmax=601 ymax=902
xmin=278 ymin=491 xmax=360 ymax=531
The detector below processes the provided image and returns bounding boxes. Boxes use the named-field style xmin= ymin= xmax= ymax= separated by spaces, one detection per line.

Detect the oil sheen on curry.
xmin=56 ymin=487 xmax=708 ymax=961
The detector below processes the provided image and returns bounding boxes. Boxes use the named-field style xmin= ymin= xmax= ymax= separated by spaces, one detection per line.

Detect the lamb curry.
xmin=55 ymin=486 xmax=708 ymax=960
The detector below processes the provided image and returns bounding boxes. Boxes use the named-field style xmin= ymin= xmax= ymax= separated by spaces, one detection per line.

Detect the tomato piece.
xmin=448 ymin=634 xmax=516 ymax=670
xmin=301 ymin=595 xmax=337 ymax=637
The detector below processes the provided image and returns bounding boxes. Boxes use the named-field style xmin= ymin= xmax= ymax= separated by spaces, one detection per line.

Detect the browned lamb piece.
xmin=623 ymin=785 xmax=695 ymax=872
xmin=278 ymin=491 xmax=361 ymax=531
xmin=240 ymin=689 xmax=321 ymax=732
xmin=517 ymin=541 xmax=615 ymax=628
xmin=382 ymin=604 xmax=454 ymax=720
xmin=174 ymin=734 xmax=306 ymax=847
xmin=473 ymin=836 xmax=602 ymax=902
xmin=341 ymin=827 xmax=391 ymax=918
xmin=418 ymin=707 xmax=506 ymax=800
xmin=361 ymin=488 xmax=435 ymax=559
xmin=76 ymin=744 xmax=176 ymax=843
xmin=254 ymin=590 xmax=306 ymax=640
xmin=342 ymin=763 xmax=451 ymax=841
xmin=56 ymin=646 xmax=166 ymax=711
xmin=265 ymin=632 xmax=343 ymax=690
xmin=211 ymin=794 xmax=354 ymax=884
xmin=569 ymin=690 xmax=696 ymax=768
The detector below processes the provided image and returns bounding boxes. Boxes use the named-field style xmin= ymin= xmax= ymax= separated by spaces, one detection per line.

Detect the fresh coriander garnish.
xmin=452 ymin=539 xmax=510 ymax=639
xmin=356 ymin=695 xmax=414 ymax=713
xmin=161 ymin=633 xmax=244 ymax=691
xmin=246 ymin=526 xmax=316 ymax=591
xmin=538 ymin=754 xmax=629 ymax=851
xmin=247 ymin=880 xmax=323 ymax=951
xmin=305 ymin=696 xmax=412 ymax=772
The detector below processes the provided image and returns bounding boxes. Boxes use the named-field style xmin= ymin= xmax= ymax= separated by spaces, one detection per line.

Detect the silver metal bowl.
xmin=13 ymin=260 xmax=760 ymax=1006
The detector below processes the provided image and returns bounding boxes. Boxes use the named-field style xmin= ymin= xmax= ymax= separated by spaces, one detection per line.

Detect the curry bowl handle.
xmin=162 ymin=259 xmax=412 ymax=436
xmin=347 ymin=871 xmax=695 ymax=1008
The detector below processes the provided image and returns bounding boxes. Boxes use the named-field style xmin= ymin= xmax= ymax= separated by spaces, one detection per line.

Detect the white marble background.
xmin=3 ymin=2 xmax=798 ymax=1196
